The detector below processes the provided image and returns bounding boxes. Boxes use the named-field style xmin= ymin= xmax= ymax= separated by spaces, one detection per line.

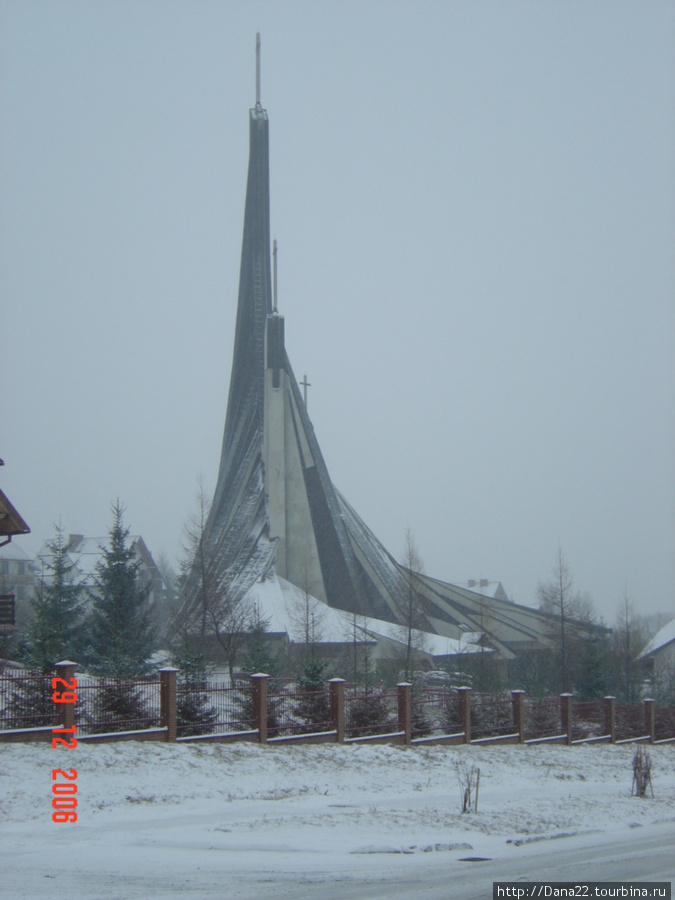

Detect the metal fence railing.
xmin=75 ymin=676 xmax=161 ymax=735
xmin=267 ymin=683 xmax=333 ymax=738
xmin=615 ymin=703 xmax=647 ymax=741
xmin=524 ymin=697 xmax=561 ymax=741
xmin=0 ymin=669 xmax=54 ymax=730
xmin=571 ymin=700 xmax=606 ymax=741
xmin=471 ymin=692 xmax=515 ymax=740
xmin=343 ymin=685 xmax=398 ymax=739
xmin=414 ymin=688 xmax=461 ymax=736
xmin=655 ymin=706 xmax=675 ymax=742
xmin=2 ymin=667 xmax=674 ymax=746
xmin=176 ymin=680 xmax=248 ymax=738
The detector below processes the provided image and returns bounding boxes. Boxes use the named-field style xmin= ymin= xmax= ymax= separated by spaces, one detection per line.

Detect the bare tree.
xmin=173 ymin=482 xmax=252 ymax=681
xmin=537 ymin=548 xmax=584 ymax=693
xmin=611 ymin=591 xmax=646 ymax=703
xmin=343 ymin=612 xmax=378 ymax=692
xmin=288 ymin=563 xmax=326 ymax=670
xmin=395 ymin=529 xmax=428 ymax=683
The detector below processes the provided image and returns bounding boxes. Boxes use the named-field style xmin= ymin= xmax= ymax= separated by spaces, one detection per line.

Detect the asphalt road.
xmin=235 ymin=826 xmax=675 ymax=900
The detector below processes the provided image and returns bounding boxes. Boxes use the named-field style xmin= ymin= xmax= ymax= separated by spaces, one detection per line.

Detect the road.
xmin=231 ymin=826 xmax=675 ymax=900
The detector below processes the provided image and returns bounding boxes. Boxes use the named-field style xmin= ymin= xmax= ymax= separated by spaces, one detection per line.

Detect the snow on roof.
xmin=245 ymin=575 xmax=360 ymax=642
xmin=638 ymin=618 xmax=675 ymax=660
xmin=245 ymin=574 xmax=484 ymax=656
xmin=0 ymin=542 xmax=33 ymax=562
xmin=36 ymin=535 xmax=148 ymax=578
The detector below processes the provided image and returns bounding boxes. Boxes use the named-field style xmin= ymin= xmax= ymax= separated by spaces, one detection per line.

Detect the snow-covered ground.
xmin=1 ymin=740 xmax=674 ymax=899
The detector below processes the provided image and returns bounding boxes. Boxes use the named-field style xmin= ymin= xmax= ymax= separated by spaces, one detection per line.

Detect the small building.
xmin=637 ymin=618 xmax=675 ymax=703
xmin=0 ymin=543 xmax=37 ymax=631
xmin=0 ymin=461 xmax=31 ymax=632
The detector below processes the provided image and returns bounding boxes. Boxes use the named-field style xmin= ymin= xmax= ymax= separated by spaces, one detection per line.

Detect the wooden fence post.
xmin=397 ymin=683 xmax=412 ymax=745
xmin=511 ymin=690 xmax=525 ymax=744
xmin=458 ymin=687 xmax=471 ymax=743
xmin=251 ymin=673 xmax=268 ymax=743
xmin=643 ymin=698 xmax=655 ymax=744
xmin=603 ymin=696 xmax=615 ymax=744
xmin=560 ymin=693 xmax=573 ymax=745
xmin=329 ymin=678 xmax=345 ymax=743
xmin=54 ymin=661 xmax=77 ymax=730
xmin=159 ymin=667 xmax=178 ymax=742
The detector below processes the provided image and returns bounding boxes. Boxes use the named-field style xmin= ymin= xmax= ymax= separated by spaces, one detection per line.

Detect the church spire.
xmin=255 ymin=32 xmax=261 ymax=109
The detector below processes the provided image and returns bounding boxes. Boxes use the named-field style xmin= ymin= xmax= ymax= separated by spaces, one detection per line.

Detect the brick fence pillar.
xmin=511 ymin=690 xmax=525 ymax=744
xmin=329 ymin=678 xmax=345 ymax=743
xmin=251 ymin=673 xmax=269 ymax=743
xmin=458 ymin=687 xmax=471 ymax=744
xmin=159 ymin=667 xmax=178 ymax=742
xmin=397 ymin=683 xmax=412 ymax=745
xmin=560 ymin=693 xmax=573 ymax=745
xmin=54 ymin=661 xmax=77 ymax=730
xmin=643 ymin=698 xmax=655 ymax=744
xmin=603 ymin=696 xmax=616 ymax=744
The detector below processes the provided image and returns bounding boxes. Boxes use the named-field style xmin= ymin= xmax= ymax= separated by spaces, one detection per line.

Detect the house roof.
xmin=36 ymin=534 xmax=157 ymax=580
xmin=638 ymin=618 xmax=675 ymax=660
xmin=0 ymin=543 xmax=33 ymax=562
xmin=454 ymin=580 xmax=511 ymax=602
xmin=0 ymin=487 xmax=30 ymax=543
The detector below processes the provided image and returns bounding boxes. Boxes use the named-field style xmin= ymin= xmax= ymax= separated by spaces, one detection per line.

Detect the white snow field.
xmin=1 ymin=740 xmax=674 ymax=900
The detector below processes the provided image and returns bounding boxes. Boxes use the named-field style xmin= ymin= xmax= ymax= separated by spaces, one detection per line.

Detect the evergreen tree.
xmin=6 ymin=669 xmax=54 ymax=728
xmin=294 ymin=659 xmax=330 ymax=732
xmin=22 ymin=526 xmax=84 ymax=670
xmin=346 ymin=691 xmax=391 ymax=737
xmin=87 ymin=502 xmax=156 ymax=677
xmin=234 ymin=605 xmax=282 ymax=734
xmin=171 ymin=628 xmax=218 ymax=737
xmin=175 ymin=669 xmax=219 ymax=737
xmin=91 ymin=680 xmax=154 ymax=733
xmin=8 ymin=527 xmax=84 ymax=729
xmin=574 ymin=629 xmax=610 ymax=700
xmin=241 ymin=603 xmax=278 ymax=680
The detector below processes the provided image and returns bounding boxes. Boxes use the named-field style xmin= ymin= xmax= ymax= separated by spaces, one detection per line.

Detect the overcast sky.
xmin=2 ymin=1 xmax=674 ymax=623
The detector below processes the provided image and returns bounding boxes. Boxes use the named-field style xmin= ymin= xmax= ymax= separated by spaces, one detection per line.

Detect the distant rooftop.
xmin=455 ymin=580 xmax=511 ymax=603
xmin=638 ymin=618 xmax=675 ymax=660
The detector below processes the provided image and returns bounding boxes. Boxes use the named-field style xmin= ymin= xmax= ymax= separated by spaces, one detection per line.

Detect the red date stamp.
xmin=51 ymin=675 xmax=78 ymax=822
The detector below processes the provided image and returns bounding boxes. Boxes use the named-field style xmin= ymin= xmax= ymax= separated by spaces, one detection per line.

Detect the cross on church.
xmin=300 ymin=374 xmax=311 ymax=408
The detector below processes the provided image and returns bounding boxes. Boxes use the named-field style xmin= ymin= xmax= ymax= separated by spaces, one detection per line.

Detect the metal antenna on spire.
xmin=255 ymin=32 xmax=261 ymax=107
xmin=273 ymin=238 xmax=278 ymax=312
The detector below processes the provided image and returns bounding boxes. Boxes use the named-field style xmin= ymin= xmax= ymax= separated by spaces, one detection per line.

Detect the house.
xmin=0 ymin=543 xmax=36 ymax=632
xmin=637 ymin=618 xmax=675 ymax=703
xmin=0 ymin=459 xmax=31 ymax=632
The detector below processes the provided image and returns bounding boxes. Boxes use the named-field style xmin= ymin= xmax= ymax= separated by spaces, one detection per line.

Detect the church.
xmin=188 ymin=37 xmax=557 ymax=671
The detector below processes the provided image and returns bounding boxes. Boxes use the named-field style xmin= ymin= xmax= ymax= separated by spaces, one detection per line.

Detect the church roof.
xmin=244 ymin=573 xmax=483 ymax=658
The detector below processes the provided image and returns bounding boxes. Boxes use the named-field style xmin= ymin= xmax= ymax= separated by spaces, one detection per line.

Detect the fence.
xmin=1 ymin=664 xmax=674 ymax=748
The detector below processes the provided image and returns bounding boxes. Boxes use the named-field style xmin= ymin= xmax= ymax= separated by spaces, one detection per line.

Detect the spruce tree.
xmin=294 ymin=660 xmax=330 ymax=733
xmin=23 ymin=526 xmax=84 ymax=670
xmin=87 ymin=502 xmax=156 ymax=677
xmin=234 ymin=605 xmax=282 ymax=734
xmin=9 ymin=527 xmax=84 ymax=729
xmin=172 ymin=630 xmax=218 ymax=737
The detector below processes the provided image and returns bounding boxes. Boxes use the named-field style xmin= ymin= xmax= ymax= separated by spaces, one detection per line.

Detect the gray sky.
xmin=2 ymin=1 xmax=674 ymax=623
